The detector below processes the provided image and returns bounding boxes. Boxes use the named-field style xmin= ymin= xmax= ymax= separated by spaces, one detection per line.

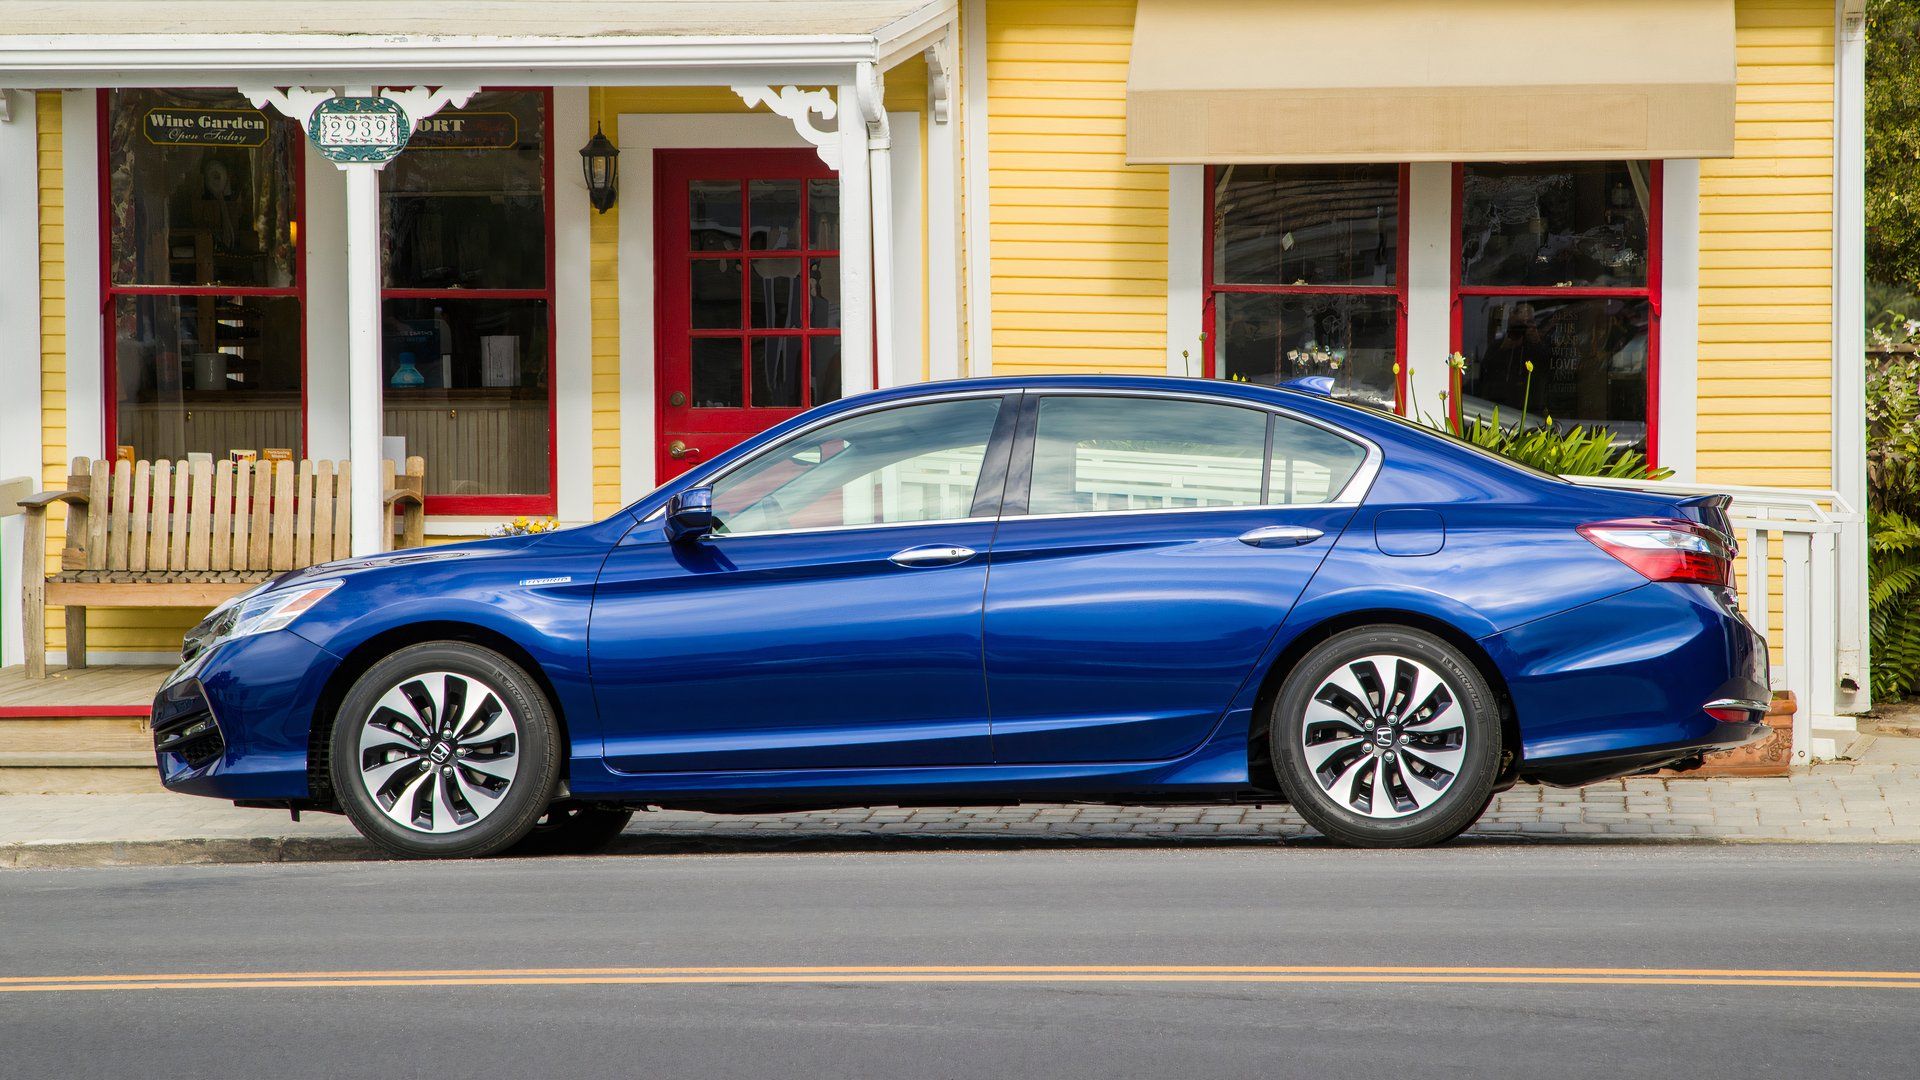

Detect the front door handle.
xmin=889 ymin=544 xmax=977 ymax=567
xmin=1239 ymin=525 xmax=1323 ymax=548
xmin=667 ymin=439 xmax=702 ymax=460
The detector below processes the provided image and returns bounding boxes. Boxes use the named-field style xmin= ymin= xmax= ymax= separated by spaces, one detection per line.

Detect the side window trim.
xmin=699 ymin=391 xmax=1021 ymax=539
xmin=1000 ymin=391 xmax=1378 ymax=520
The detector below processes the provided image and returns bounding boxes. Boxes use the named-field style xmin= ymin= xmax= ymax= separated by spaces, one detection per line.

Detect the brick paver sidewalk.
xmin=4 ymin=735 xmax=1917 ymax=866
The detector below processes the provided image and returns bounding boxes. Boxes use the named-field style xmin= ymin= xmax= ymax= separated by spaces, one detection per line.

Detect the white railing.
xmin=1572 ymin=477 xmax=1868 ymax=763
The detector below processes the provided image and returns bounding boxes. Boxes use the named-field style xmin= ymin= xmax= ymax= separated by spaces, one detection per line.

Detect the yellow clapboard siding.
xmin=987 ymin=0 xmax=1165 ymax=375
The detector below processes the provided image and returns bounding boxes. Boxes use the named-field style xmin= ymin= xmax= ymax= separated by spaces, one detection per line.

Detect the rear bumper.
xmin=1481 ymin=582 xmax=1770 ymax=780
xmin=151 ymin=630 xmax=337 ymax=801
xmin=1518 ymin=719 xmax=1771 ymax=786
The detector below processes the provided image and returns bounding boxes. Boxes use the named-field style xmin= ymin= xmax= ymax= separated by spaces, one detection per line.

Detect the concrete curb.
xmin=6 ymin=828 xmax=1912 ymax=869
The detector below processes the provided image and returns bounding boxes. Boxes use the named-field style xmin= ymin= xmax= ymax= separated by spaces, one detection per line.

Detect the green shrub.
xmin=1414 ymin=354 xmax=1673 ymax=481
xmin=1870 ymin=512 xmax=1920 ymax=700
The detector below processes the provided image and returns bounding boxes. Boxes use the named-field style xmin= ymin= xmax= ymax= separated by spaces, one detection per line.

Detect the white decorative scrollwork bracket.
xmin=733 ymin=85 xmax=840 ymax=169
xmin=925 ymin=44 xmax=951 ymax=124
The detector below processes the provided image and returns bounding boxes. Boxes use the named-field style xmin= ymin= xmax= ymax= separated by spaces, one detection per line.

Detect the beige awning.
xmin=1126 ymin=0 xmax=1736 ymax=164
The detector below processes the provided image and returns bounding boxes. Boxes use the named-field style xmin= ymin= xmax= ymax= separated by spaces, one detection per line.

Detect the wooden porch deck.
xmin=0 ymin=664 xmax=168 ymax=716
xmin=0 ymin=665 xmax=169 ymax=793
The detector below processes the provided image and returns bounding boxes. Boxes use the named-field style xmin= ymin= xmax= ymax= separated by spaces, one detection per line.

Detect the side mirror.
xmin=664 ymin=487 xmax=715 ymax=543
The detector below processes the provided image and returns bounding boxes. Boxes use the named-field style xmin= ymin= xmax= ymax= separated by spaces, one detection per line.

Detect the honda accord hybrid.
xmin=151 ymin=376 xmax=1769 ymax=856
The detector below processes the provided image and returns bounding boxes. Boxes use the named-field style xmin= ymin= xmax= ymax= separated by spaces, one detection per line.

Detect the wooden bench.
xmin=18 ymin=456 xmax=426 ymax=678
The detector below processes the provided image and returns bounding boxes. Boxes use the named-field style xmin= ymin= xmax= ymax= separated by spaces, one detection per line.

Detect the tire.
xmin=504 ymin=805 xmax=634 ymax=857
xmin=1272 ymin=626 xmax=1501 ymax=848
xmin=331 ymin=642 xmax=561 ymax=859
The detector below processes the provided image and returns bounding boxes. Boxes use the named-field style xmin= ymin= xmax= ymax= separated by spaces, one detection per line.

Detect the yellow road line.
xmin=4 ymin=965 xmax=1920 ymax=994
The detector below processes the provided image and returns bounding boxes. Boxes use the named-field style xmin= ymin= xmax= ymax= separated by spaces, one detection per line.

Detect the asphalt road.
xmin=3 ymin=843 xmax=1916 ymax=1079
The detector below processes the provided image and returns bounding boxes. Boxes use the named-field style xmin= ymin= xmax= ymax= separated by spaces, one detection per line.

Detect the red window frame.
xmin=98 ymin=88 xmax=309 ymax=458
xmin=1201 ymin=164 xmax=1411 ymax=412
xmin=383 ymin=86 xmax=559 ymax=517
xmin=1448 ymin=161 xmax=1663 ymax=464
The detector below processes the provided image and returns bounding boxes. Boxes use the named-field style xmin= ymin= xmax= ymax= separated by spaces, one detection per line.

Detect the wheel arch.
xmin=308 ymin=621 xmax=571 ymax=807
xmin=1244 ymin=609 xmax=1521 ymax=795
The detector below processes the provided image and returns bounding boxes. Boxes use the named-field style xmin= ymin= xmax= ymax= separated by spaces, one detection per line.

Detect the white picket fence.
xmin=1573 ymin=477 xmax=1868 ymax=763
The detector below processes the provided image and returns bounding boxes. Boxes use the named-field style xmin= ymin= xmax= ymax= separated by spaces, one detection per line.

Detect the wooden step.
xmin=0 ymin=716 xmax=151 ymax=755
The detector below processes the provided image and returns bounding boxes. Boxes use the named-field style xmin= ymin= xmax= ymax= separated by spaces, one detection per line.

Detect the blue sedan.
xmin=151 ymin=376 xmax=1769 ymax=855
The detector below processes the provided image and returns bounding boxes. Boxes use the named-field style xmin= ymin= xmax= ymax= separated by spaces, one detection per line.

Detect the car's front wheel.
xmin=331 ymin=642 xmax=560 ymax=859
xmin=1272 ymin=627 xmax=1501 ymax=848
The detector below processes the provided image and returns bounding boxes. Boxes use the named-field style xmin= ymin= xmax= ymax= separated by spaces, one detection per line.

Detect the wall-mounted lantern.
xmin=579 ymin=123 xmax=619 ymax=213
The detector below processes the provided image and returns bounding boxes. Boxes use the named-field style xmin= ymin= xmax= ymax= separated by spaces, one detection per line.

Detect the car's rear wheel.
xmin=1272 ymin=627 xmax=1500 ymax=848
xmin=331 ymin=642 xmax=560 ymax=859
xmin=504 ymin=805 xmax=634 ymax=857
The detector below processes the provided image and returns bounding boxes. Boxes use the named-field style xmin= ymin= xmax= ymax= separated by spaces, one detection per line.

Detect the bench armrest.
xmin=382 ymin=487 xmax=423 ymax=509
xmin=18 ymin=489 xmax=86 ymax=513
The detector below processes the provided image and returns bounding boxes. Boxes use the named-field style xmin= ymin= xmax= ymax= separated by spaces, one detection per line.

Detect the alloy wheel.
xmin=356 ymin=671 xmax=522 ymax=835
xmin=1298 ymin=653 xmax=1468 ymax=820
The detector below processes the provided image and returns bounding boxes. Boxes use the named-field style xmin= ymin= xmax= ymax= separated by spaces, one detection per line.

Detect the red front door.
xmin=655 ymin=149 xmax=844 ymax=479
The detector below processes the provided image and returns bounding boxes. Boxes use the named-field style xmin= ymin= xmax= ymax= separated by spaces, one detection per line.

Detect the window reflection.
xmin=1214 ymin=293 xmax=1397 ymax=410
xmin=1461 ymin=162 xmax=1650 ymax=288
xmin=1458 ymin=296 xmax=1650 ymax=448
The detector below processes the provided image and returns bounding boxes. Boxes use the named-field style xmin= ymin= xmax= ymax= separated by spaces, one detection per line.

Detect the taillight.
xmin=1578 ymin=518 xmax=1734 ymax=587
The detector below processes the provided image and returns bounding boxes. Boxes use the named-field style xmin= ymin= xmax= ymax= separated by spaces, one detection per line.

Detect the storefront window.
xmin=1454 ymin=162 xmax=1658 ymax=453
xmin=380 ymin=90 xmax=553 ymax=511
xmin=103 ymin=89 xmax=304 ymax=459
xmin=1205 ymin=164 xmax=1404 ymax=410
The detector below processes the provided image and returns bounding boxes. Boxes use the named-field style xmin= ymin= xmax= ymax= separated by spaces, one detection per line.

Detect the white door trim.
xmin=615 ymin=110 xmax=925 ymax=503
xmin=1165 ymin=165 xmax=1203 ymax=376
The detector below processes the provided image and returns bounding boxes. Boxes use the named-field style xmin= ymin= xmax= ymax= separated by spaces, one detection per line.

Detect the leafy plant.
xmin=1870 ymin=512 xmax=1920 ymax=699
xmin=1414 ymin=354 xmax=1673 ymax=481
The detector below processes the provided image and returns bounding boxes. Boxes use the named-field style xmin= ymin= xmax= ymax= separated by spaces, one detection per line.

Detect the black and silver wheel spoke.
xmin=357 ymin=670 xmax=520 ymax=836
xmin=1300 ymin=654 xmax=1468 ymax=821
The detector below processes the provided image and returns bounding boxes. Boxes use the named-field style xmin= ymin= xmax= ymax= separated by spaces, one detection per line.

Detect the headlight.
xmin=182 ymin=580 xmax=341 ymax=661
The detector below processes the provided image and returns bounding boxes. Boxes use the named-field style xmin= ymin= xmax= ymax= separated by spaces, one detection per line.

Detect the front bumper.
xmin=151 ymin=630 xmax=339 ymax=800
xmin=1481 ymin=582 xmax=1771 ymax=784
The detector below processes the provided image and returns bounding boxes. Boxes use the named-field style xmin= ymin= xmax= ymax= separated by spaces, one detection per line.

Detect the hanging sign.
xmin=309 ymin=96 xmax=411 ymax=165
xmin=142 ymin=107 xmax=270 ymax=148
xmin=409 ymin=111 xmax=519 ymax=151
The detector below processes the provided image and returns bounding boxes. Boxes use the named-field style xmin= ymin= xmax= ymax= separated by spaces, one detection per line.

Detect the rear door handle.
xmin=889 ymin=544 xmax=977 ymax=567
xmin=1239 ymin=525 xmax=1324 ymax=548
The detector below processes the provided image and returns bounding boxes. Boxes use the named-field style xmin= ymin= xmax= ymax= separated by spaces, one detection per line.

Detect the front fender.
xmin=286 ymin=547 xmax=608 ymax=761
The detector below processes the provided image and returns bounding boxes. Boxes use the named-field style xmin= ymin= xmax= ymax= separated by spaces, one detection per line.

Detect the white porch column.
xmin=837 ymin=76 xmax=876 ymax=397
xmin=860 ymin=66 xmax=896 ymax=388
xmin=344 ymin=163 xmax=385 ymax=555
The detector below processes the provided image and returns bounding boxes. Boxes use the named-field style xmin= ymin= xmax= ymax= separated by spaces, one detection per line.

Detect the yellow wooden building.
xmin=0 ymin=0 xmax=1869 ymax=735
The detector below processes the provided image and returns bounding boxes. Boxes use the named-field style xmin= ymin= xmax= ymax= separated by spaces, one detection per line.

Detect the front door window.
xmin=658 ymin=149 xmax=841 ymax=479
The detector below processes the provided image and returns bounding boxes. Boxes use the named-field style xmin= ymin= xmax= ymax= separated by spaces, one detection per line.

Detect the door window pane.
xmin=381 ymin=90 xmax=548 ymax=290
xmin=1215 ymin=293 xmax=1398 ymax=410
xmin=751 ymin=339 xmax=805 ymax=408
xmin=1213 ymin=164 xmax=1398 ymax=287
xmin=105 ymin=89 xmax=299 ymax=288
xmin=1461 ymin=162 xmax=1651 ymax=288
xmin=689 ymin=180 xmax=742 ymax=251
xmin=809 ymin=337 xmax=842 ymax=406
xmin=1458 ymin=296 xmax=1650 ymax=448
xmin=711 ymin=398 xmax=1004 ymax=535
xmin=689 ymin=339 xmax=744 ymax=409
xmin=112 ymin=294 xmax=303 ymax=459
xmin=1030 ymin=397 xmax=1267 ymax=515
xmin=381 ymin=297 xmax=552 ymax=496
xmin=1269 ymin=417 xmax=1366 ymax=505
xmin=748 ymin=180 xmax=802 ymax=250
xmin=692 ymin=259 xmax=742 ymax=329
xmin=808 ymin=179 xmax=839 ymax=249
xmin=750 ymin=257 xmax=804 ymax=329
xmin=809 ymin=258 xmax=841 ymax=327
